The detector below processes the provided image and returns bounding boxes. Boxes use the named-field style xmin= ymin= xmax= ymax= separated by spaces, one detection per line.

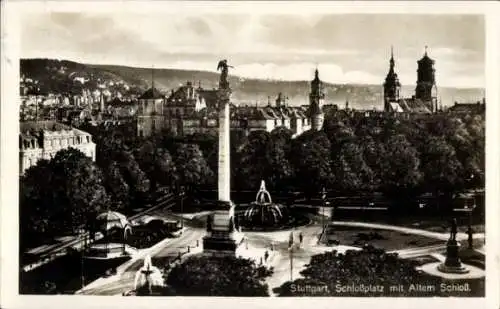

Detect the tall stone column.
xmin=218 ymin=88 xmax=231 ymax=202
xmin=203 ymin=60 xmax=242 ymax=256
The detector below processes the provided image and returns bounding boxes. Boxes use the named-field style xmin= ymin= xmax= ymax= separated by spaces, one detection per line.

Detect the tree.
xmin=323 ymin=120 xmax=355 ymax=148
xmin=50 ymin=148 xmax=109 ymax=232
xmin=20 ymin=159 xmax=55 ymax=247
xmin=117 ymin=151 xmax=150 ymax=202
xmin=420 ymin=136 xmax=463 ymax=207
xmin=290 ymin=131 xmax=333 ymax=196
xmin=20 ymin=148 xmax=109 ymax=245
xmin=166 ymin=256 xmax=273 ymax=296
xmin=360 ymin=136 xmax=386 ymax=191
xmin=154 ymin=148 xmax=177 ymax=188
xmin=331 ymin=141 xmax=374 ymax=194
xmin=173 ymin=143 xmax=214 ymax=191
xmin=274 ymin=246 xmax=443 ymax=297
xmin=267 ymin=128 xmax=294 ymax=191
xmin=235 ymin=130 xmax=272 ymax=189
xmin=380 ymin=135 xmax=422 ymax=197
xmin=103 ymin=161 xmax=130 ymax=211
xmin=135 ymin=142 xmax=176 ymax=191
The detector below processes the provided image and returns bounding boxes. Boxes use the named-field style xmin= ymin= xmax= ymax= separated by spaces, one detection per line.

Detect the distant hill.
xmin=21 ymin=59 xmax=485 ymax=110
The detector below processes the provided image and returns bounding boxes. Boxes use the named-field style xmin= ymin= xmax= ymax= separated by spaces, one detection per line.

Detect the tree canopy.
xmin=166 ymin=255 xmax=273 ymax=296
xmin=20 ymin=148 xmax=109 ymax=245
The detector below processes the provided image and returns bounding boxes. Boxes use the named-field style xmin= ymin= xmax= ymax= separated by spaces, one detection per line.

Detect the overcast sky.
xmin=21 ymin=13 xmax=485 ymax=88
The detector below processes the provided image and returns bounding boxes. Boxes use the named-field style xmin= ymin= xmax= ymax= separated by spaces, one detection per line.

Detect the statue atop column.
xmin=217 ymin=59 xmax=233 ymax=90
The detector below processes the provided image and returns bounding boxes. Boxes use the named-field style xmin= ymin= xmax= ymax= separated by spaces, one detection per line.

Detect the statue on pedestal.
xmin=437 ymin=217 xmax=469 ymax=274
xmin=450 ymin=218 xmax=457 ymax=241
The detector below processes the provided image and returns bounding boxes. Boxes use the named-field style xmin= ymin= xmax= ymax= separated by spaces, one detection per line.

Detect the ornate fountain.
xmin=239 ymin=180 xmax=291 ymax=229
xmin=133 ymin=254 xmax=164 ymax=295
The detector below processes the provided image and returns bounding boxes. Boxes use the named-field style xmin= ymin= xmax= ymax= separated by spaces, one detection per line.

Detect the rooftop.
xmin=139 ymin=87 xmax=164 ymax=100
xmin=20 ymin=121 xmax=70 ymax=133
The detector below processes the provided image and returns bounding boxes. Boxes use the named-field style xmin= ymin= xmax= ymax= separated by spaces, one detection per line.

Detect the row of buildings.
xmin=136 ymin=69 xmax=326 ymax=138
xmin=19 ymin=48 xmax=485 ymax=175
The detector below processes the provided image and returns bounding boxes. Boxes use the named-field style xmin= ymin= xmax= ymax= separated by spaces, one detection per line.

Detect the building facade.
xmin=383 ymin=47 xmax=438 ymax=114
xmin=137 ymin=88 xmax=165 ymax=137
xmin=135 ymin=79 xmax=313 ymax=138
xmin=19 ymin=121 xmax=96 ymax=175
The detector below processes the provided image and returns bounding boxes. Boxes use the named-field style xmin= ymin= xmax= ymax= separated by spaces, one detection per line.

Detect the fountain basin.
xmin=237 ymin=180 xmax=309 ymax=230
xmin=133 ymin=255 xmax=165 ymax=295
xmin=418 ymin=262 xmax=484 ymax=280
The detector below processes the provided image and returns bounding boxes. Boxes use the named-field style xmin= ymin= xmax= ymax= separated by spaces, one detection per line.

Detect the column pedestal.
xmin=437 ymin=239 xmax=470 ymax=274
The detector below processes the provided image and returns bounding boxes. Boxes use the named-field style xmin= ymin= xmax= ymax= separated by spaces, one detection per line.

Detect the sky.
xmin=20 ymin=13 xmax=485 ymax=88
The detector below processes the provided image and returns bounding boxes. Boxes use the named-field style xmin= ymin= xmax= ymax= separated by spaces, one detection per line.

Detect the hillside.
xmin=21 ymin=59 xmax=484 ymax=109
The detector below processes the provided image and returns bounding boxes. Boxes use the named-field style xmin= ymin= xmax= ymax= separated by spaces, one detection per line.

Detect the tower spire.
xmin=389 ymin=46 xmax=395 ymax=70
xmin=151 ymin=65 xmax=155 ymax=90
xmin=424 ymin=45 xmax=428 ymax=56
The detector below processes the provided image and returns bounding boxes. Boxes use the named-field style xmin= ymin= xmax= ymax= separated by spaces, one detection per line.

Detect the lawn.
xmin=321 ymin=225 xmax=443 ymax=251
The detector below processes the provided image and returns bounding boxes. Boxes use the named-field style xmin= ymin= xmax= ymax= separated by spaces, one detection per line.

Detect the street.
xmin=77 ymin=211 xmax=486 ymax=296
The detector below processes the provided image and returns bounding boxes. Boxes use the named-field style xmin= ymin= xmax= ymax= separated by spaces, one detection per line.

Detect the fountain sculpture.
xmin=133 ymin=254 xmax=164 ymax=295
xmin=240 ymin=180 xmax=290 ymax=228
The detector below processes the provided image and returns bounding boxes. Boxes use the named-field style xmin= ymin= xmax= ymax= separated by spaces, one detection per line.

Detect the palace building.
xmin=383 ymin=47 xmax=438 ymax=114
xmin=19 ymin=121 xmax=96 ymax=175
xmin=135 ymin=69 xmax=326 ymax=138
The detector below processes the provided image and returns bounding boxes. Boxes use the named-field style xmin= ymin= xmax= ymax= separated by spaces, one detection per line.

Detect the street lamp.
xmin=321 ymin=187 xmax=327 ymax=231
xmin=180 ymin=186 xmax=185 ymax=229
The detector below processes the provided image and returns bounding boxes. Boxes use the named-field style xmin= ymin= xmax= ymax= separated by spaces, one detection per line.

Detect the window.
xmin=86 ymin=136 xmax=90 ymax=143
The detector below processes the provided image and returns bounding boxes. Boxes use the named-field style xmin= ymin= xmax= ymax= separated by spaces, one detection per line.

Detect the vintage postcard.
xmin=1 ymin=1 xmax=499 ymax=309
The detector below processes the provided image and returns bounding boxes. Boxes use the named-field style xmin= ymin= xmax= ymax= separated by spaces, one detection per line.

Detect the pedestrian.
xmin=467 ymin=225 xmax=474 ymax=249
xmin=264 ymin=250 xmax=269 ymax=262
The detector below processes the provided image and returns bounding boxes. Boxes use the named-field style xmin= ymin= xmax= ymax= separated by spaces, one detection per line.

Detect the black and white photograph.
xmin=1 ymin=1 xmax=499 ymax=308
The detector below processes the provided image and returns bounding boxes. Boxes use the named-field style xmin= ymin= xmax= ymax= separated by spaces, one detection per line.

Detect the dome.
xmin=96 ymin=211 xmax=129 ymax=231
xmin=418 ymin=47 xmax=435 ymax=65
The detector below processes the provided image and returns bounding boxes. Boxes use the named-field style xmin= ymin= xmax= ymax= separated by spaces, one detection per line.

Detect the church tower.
xmin=383 ymin=46 xmax=401 ymax=112
xmin=415 ymin=46 xmax=438 ymax=112
xmin=310 ymin=68 xmax=325 ymax=131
